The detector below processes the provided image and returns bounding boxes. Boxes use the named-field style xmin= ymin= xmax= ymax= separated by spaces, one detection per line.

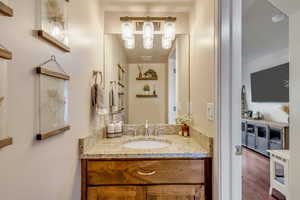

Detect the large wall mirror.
xmin=104 ymin=33 xmax=190 ymax=124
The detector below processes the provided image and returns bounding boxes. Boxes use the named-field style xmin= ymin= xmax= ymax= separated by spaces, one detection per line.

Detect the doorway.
xmin=217 ymin=0 xmax=291 ymax=200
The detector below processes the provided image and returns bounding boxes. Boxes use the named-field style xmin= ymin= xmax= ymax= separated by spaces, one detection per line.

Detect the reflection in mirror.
xmin=104 ymin=34 xmax=190 ymax=124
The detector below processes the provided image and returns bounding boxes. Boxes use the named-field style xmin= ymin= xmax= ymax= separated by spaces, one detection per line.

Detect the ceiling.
xmin=102 ymin=0 xmax=195 ymax=12
xmin=117 ymin=34 xmax=172 ymax=63
xmin=243 ymin=0 xmax=289 ymax=63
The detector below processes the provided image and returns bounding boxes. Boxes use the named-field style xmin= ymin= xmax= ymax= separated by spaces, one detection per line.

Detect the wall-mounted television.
xmin=251 ymin=63 xmax=289 ymax=102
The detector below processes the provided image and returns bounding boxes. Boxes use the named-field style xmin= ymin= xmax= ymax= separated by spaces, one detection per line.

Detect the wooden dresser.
xmin=81 ymin=158 xmax=212 ymax=200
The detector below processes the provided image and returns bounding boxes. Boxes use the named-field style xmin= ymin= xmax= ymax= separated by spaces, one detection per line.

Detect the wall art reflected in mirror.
xmin=104 ymin=34 xmax=190 ymax=124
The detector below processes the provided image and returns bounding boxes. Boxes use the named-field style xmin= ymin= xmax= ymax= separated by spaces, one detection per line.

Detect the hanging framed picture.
xmin=36 ymin=56 xmax=70 ymax=140
xmin=0 ymin=59 xmax=12 ymax=149
xmin=36 ymin=0 xmax=70 ymax=52
xmin=0 ymin=0 xmax=13 ymax=17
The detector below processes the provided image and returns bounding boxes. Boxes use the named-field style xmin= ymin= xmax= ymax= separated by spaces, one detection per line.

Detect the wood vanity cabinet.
xmin=82 ymin=158 xmax=211 ymax=200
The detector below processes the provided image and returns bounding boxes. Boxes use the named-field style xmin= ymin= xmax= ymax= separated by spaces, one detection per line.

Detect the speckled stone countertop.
xmin=80 ymin=135 xmax=210 ymax=159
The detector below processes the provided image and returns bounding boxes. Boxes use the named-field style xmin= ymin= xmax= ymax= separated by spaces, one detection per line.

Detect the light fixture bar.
xmin=120 ymin=16 xmax=176 ymax=22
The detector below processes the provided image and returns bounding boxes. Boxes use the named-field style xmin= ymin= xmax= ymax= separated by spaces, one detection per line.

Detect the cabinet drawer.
xmin=87 ymin=160 xmax=205 ymax=185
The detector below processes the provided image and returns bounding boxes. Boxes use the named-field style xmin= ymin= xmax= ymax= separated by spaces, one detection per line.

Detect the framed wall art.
xmin=0 ymin=0 xmax=13 ymax=17
xmin=36 ymin=0 xmax=70 ymax=52
xmin=0 ymin=59 xmax=12 ymax=149
xmin=36 ymin=56 xmax=70 ymax=140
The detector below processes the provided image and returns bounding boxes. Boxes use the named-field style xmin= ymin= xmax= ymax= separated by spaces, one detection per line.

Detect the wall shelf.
xmin=36 ymin=30 xmax=71 ymax=52
xmin=0 ymin=137 xmax=13 ymax=149
xmin=136 ymin=77 xmax=158 ymax=81
xmin=0 ymin=47 xmax=12 ymax=60
xmin=136 ymin=94 xmax=158 ymax=98
xmin=0 ymin=1 xmax=13 ymax=17
xmin=36 ymin=125 xmax=70 ymax=141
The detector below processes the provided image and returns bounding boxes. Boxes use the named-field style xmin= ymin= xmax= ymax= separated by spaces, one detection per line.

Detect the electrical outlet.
xmin=207 ymin=103 xmax=215 ymax=121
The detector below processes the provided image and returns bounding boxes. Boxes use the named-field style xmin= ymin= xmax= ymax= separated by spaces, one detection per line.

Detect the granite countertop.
xmin=80 ymin=135 xmax=210 ymax=159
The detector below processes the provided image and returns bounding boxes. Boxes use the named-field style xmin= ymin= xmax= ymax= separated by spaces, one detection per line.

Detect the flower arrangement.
xmin=176 ymin=114 xmax=192 ymax=125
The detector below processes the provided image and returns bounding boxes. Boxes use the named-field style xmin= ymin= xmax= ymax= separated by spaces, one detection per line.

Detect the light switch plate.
xmin=207 ymin=103 xmax=215 ymax=121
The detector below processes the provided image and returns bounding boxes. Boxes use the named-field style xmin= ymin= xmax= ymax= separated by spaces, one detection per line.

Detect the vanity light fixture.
xmin=122 ymin=21 xmax=134 ymax=40
xmin=125 ymin=37 xmax=135 ymax=49
xmin=143 ymin=21 xmax=154 ymax=49
xmin=120 ymin=16 xmax=176 ymax=49
xmin=163 ymin=21 xmax=175 ymax=41
xmin=162 ymin=37 xmax=172 ymax=49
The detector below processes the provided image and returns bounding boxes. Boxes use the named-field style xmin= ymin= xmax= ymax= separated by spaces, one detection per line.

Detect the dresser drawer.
xmin=87 ymin=160 xmax=205 ymax=185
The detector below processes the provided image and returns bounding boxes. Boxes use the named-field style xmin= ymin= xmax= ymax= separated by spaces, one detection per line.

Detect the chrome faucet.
xmin=145 ymin=120 xmax=150 ymax=136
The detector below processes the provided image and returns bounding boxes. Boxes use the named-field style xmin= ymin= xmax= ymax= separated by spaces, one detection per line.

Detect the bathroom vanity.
xmin=80 ymin=128 xmax=213 ymax=200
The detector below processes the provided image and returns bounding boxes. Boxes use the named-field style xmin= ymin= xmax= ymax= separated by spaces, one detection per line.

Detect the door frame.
xmin=216 ymin=0 xmax=242 ymax=199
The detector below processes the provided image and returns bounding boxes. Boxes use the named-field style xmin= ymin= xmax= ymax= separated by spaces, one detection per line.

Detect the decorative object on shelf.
xmin=138 ymin=65 xmax=143 ymax=78
xmin=0 ymin=1 xmax=13 ymax=17
xmin=36 ymin=55 xmax=70 ymax=140
xmin=0 ymin=44 xmax=12 ymax=60
xmin=144 ymin=69 xmax=157 ymax=79
xmin=136 ymin=67 xmax=158 ymax=80
xmin=120 ymin=16 xmax=176 ymax=49
xmin=176 ymin=114 xmax=192 ymax=137
xmin=241 ymin=85 xmax=248 ymax=118
xmin=35 ymin=0 xmax=70 ymax=52
xmin=281 ymin=105 xmax=289 ymax=114
xmin=153 ymin=84 xmax=157 ymax=96
xmin=143 ymin=84 xmax=150 ymax=95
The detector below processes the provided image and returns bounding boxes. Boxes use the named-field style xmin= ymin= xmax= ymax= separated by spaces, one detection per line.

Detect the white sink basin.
xmin=123 ymin=138 xmax=171 ymax=150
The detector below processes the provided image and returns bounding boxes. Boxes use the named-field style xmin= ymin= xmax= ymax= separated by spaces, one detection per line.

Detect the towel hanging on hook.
xmin=91 ymin=70 xmax=105 ymax=113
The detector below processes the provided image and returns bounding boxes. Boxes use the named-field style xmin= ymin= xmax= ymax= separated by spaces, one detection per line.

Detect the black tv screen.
xmin=251 ymin=63 xmax=289 ymax=102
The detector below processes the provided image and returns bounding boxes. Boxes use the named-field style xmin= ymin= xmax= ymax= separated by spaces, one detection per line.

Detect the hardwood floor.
xmin=242 ymin=147 xmax=285 ymax=200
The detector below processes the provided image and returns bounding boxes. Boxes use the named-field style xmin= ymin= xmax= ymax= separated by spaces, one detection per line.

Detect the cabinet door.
xmin=87 ymin=186 xmax=145 ymax=200
xmin=146 ymin=185 xmax=205 ymax=200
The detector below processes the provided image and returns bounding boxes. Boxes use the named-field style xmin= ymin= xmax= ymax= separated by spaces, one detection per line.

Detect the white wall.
xmin=189 ymin=0 xmax=215 ymax=137
xmin=128 ymin=63 xmax=167 ymax=124
xmin=0 ymin=0 xmax=104 ymax=199
xmin=242 ymin=48 xmax=289 ymax=123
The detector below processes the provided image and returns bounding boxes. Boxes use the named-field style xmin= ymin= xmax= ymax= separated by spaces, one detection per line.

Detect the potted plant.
xmin=143 ymin=84 xmax=151 ymax=95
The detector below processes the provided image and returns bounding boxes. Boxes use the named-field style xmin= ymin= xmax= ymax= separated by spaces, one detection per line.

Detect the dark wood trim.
xmin=136 ymin=94 xmax=158 ymax=98
xmin=81 ymin=159 xmax=87 ymax=200
xmin=0 ymin=1 xmax=13 ymax=17
xmin=36 ymin=67 xmax=70 ymax=80
xmin=36 ymin=30 xmax=71 ymax=52
xmin=204 ymin=158 xmax=212 ymax=200
xmin=36 ymin=125 xmax=70 ymax=140
xmin=0 ymin=47 xmax=12 ymax=60
xmin=0 ymin=137 xmax=13 ymax=149
xmin=136 ymin=77 xmax=158 ymax=81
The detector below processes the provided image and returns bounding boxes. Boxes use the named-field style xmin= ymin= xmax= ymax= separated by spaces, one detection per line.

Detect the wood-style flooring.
xmin=242 ymin=147 xmax=285 ymax=200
